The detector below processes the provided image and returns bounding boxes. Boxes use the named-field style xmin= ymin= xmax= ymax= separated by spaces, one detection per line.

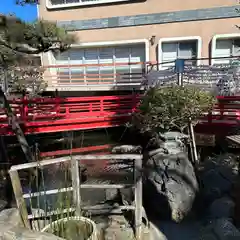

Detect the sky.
xmin=1 ymin=0 xmax=37 ymax=22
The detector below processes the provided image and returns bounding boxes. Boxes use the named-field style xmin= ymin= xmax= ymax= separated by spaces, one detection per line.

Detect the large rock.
xmin=207 ymin=197 xmax=235 ymax=220
xmin=199 ymin=154 xmax=239 ymax=204
xmin=144 ymin=132 xmax=199 ymax=222
xmin=0 ymin=208 xmax=49 ymax=231
xmin=198 ymin=218 xmax=240 ymax=240
xmin=0 ymin=223 xmax=64 ymax=240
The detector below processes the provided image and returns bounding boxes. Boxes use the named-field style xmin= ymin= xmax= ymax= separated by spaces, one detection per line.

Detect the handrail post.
xmin=55 ymin=89 xmax=60 ymax=114
xmin=132 ymin=94 xmax=137 ymax=113
xmin=208 ymin=110 xmax=213 ymax=124
xmin=219 ymin=100 xmax=224 ymax=120
xmin=100 ymin=99 xmax=104 ymax=113
xmin=22 ymin=92 xmax=28 ymax=123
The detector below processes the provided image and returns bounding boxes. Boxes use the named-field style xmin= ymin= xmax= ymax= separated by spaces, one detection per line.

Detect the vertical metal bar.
xmin=97 ymin=48 xmax=101 ymax=84
xmin=113 ymin=48 xmax=116 ymax=84
xmin=129 ymin=47 xmax=132 ymax=83
xmin=68 ymin=57 xmax=71 ymax=84
xmin=134 ymin=156 xmax=142 ymax=240
xmin=9 ymin=169 xmax=31 ymax=229
xmin=175 ymin=59 xmax=184 ymax=86
xmin=177 ymin=73 xmax=184 ymax=86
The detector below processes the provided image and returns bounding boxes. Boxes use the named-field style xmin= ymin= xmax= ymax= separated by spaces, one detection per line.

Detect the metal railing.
xmin=43 ymin=62 xmax=146 ymax=90
xmin=146 ymin=57 xmax=240 ymax=95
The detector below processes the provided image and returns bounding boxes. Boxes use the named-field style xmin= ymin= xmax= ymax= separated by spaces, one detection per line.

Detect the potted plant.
xmin=40 ymin=170 xmax=98 ymax=240
xmin=41 ymin=216 xmax=98 ymax=240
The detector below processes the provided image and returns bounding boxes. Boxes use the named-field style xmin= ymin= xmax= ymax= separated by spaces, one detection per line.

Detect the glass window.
xmin=54 ymin=44 xmax=145 ymax=85
xmin=161 ymin=40 xmax=198 ymax=67
xmin=214 ymin=38 xmax=240 ymax=64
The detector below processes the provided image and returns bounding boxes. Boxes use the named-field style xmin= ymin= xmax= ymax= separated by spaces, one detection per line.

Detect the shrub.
xmin=130 ymin=85 xmax=216 ymax=134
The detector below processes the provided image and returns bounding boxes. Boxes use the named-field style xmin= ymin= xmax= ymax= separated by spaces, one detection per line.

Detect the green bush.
xmin=130 ymin=86 xmax=215 ymax=134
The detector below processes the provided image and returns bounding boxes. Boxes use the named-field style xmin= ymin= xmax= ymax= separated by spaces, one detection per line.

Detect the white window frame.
xmin=211 ymin=33 xmax=240 ymax=65
xmin=158 ymin=36 xmax=202 ymax=70
xmin=46 ymin=0 xmax=133 ymax=9
xmin=46 ymin=38 xmax=149 ymax=82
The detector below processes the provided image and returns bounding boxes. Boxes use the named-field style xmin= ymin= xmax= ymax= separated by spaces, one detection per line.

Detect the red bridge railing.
xmin=0 ymin=94 xmax=141 ymax=135
xmin=0 ymin=93 xmax=240 ymax=136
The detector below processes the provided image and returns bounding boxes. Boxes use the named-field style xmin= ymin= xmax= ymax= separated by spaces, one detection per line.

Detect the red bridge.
xmin=0 ymin=94 xmax=141 ymax=135
xmin=0 ymin=93 xmax=240 ymax=136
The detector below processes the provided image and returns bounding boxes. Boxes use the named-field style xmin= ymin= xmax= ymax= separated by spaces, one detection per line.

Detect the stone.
xmin=0 ymin=208 xmax=23 ymax=227
xmin=144 ymin=131 xmax=198 ymax=222
xmin=209 ymin=218 xmax=240 ymax=240
xmin=111 ymin=145 xmax=142 ymax=154
xmin=0 ymin=223 xmax=64 ymax=240
xmin=199 ymin=154 xmax=239 ymax=204
xmin=0 ymin=200 xmax=7 ymax=211
xmin=97 ymin=214 xmax=150 ymax=240
xmin=200 ymin=169 xmax=232 ymax=203
xmin=0 ymin=208 xmax=49 ymax=231
xmin=231 ymin=179 xmax=240 ymax=226
xmin=207 ymin=197 xmax=235 ymax=220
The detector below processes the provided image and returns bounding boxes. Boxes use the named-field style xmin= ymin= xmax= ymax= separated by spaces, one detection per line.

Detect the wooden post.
xmin=134 ymin=156 xmax=143 ymax=240
xmin=188 ymin=120 xmax=198 ymax=164
xmin=69 ymin=131 xmax=81 ymax=216
xmin=9 ymin=170 xmax=30 ymax=229
xmin=71 ymin=157 xmax=81 ymax=216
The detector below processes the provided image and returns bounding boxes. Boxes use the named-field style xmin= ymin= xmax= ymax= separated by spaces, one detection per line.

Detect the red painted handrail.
xmin=0 ymin=94 xmax=240 ymax=135
xmin=0 ymin=94 xmax=141 ymax=135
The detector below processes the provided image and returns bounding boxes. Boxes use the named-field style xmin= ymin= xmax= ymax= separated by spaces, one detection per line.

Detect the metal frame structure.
xmin=9 ymin=154 xmax=143 ymax=239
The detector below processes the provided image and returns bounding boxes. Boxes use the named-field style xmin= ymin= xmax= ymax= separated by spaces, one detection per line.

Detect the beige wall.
xmin=42 ymin=18 xmax=239 ymax=65
xmin=39 ymin=0 xmax=236 ymax=21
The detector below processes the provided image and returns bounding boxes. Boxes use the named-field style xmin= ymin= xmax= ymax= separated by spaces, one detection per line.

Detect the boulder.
xmin=0 ymin=200 xmax=7 ymax=211
xmin=207 ymin=197 xmax=235 ymax=220
xmin=0 ymin=208 xmax=23 ymax=227
xmin=144 ymin=132 xmax=199 ymax=222
xmin=0 ymin=223 xmax=64 ymax=240
xmin=0 ymin=208 xmax=49 ymax=231
xmin=198 ymin=218 xmax=240 ymax=240
xmin=199 ymin=154 xmax=239 ymax=204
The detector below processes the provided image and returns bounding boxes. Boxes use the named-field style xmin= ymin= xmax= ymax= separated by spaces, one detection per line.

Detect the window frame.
xmin=211 ymin=33 xmax=240 ymax=65
xmin=46 ymin=39 xmax=149 ymax=86
xmin=46 ymin=0 xmax=133 ymax=9
xmin=158 ymin=36 xmax=202 ymax=70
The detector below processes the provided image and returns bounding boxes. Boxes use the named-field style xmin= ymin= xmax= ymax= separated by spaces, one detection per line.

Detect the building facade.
xmin=38 ymin=0 xmax=240 ymax=91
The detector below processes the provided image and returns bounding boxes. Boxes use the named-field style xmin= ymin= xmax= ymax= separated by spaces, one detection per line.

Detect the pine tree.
xmin=0 ymin=1 xmax=76 ymax=94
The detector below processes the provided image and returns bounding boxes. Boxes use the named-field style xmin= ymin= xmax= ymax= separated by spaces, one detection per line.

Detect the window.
xmin=47 ymin=0 xmax=131 ymax=8
xmin=158 ymin=37 xmax=201 ymax=69
xmin=212 ymin=37 xmax=240 ymax=65
xmin=53 ymin=43 xmax=146 ymax=85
